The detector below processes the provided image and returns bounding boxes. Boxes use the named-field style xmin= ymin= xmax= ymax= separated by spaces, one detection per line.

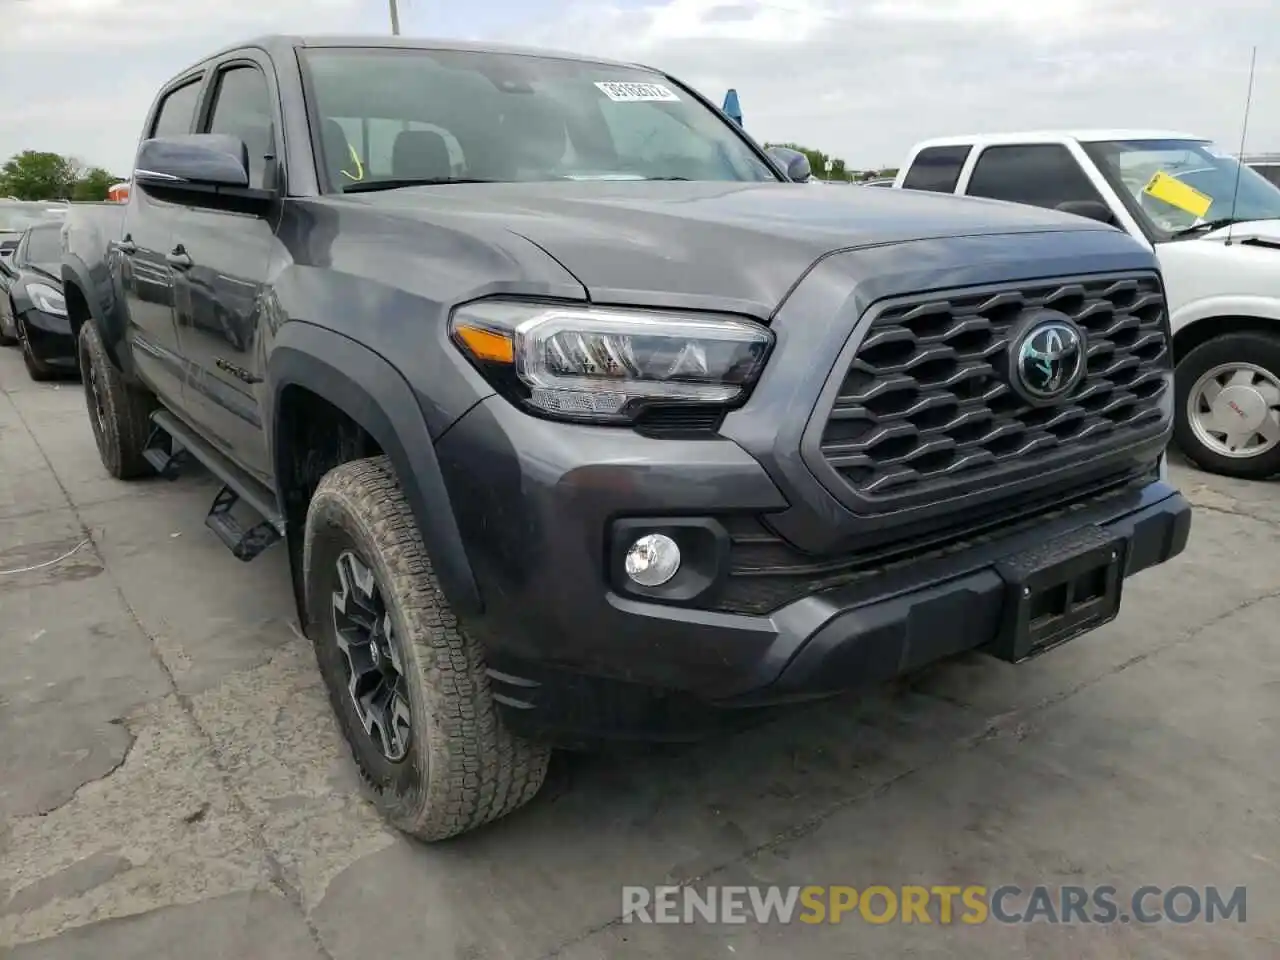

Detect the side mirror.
xmin=134 ymin=134 xmax=251 ymax=191
xmin=1055 ymin=200 xmax=1117 ymax=226
xmin=766 ymin=146 xmax=812 ymax=183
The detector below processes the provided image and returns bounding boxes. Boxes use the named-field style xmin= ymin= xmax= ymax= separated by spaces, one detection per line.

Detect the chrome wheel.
xmin=1187 ymin=362 xmax=1280 ymax=459
xmin=331 ymin=550 xmax=412 ymax=763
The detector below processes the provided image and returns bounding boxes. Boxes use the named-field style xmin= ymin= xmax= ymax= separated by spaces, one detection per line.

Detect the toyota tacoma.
xmin=62 ymin=35 xmax=1191 ymax=840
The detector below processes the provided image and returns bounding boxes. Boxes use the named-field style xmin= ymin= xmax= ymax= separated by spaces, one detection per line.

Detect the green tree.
xmin=763 ymin=142 xmax=853 ymax=180
xmin=73 ymin=166 xmax=117 ymax=201
xmin=0 ymin=151 xmax=80 ymax=200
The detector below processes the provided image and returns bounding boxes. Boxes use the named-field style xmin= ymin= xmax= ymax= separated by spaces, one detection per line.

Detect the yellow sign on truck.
xmin=1142 ymin=171 xmax=1212 ymax=218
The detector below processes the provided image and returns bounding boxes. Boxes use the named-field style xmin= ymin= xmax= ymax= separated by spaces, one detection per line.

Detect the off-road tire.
xmin=78 ymin=321 xmax=155 ymax=479
xmin=19 ymin=318 xmax=57 ymax=382
xmin=1174 ymin=332 xmax=1280 ymax=481
xmin=304 ymin=455 xmax=550 ymax=841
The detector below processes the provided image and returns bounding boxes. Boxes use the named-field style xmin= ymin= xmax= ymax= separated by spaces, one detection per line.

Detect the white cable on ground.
xmin=0 ymin=538 xmax=91 ymax=576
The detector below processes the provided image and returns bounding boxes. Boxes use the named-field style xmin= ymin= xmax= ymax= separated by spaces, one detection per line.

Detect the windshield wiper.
xmin=342 ymin=177 xmax=502 ymax=194
xmin=1170 ymin=216 xmax=1242 ymax=238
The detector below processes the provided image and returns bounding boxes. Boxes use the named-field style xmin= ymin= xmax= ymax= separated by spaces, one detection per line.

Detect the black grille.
xmin=816 ymin=273 xmax=1170 ymax=509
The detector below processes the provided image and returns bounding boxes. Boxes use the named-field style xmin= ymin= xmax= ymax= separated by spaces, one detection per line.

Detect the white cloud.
xmin=8 ymin=0 xmax=361 ymax=49
xmin=495 ymin=0 xmax=1279 ymax=168
xmin=0 ymin=0 xmax=1276 ymax=172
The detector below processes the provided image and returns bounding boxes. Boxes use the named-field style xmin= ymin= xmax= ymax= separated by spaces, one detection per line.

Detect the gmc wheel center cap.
xmin=1216 ymin=384 xmax=1267 ymax=430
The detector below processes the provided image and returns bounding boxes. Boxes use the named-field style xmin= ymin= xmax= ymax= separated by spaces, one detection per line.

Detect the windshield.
xmin=1083 ymin=139 xmax=1280 ymax=235
xmin=300 ymin=47 xmax=779 ymax=191
xmin=0 ymin=201 xmax=66 ymax=233
xmin=24 ymin=224 xmax=62 ymax=265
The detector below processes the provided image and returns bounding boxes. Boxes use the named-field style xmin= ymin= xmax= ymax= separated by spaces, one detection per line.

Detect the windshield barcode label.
xmin=594 ymin=81 xmax=680 ymax=103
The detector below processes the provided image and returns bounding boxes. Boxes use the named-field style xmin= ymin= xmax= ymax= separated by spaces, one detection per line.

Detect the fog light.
xmin=624 ymin=533 xmax=681 ymax=587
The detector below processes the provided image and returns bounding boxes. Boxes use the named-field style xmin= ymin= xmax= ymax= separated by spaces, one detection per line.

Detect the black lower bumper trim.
xmin=492 ymin=490 xmax=1191 ymax=743
xmin=760 ymin=491 xmax=1190 ymax=698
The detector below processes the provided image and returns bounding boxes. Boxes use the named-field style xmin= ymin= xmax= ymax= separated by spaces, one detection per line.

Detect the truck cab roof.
xmin=910 ymin=130 xmax=1207 ymax=150
xmin=195 ymin=33 xmax=648 ymax=72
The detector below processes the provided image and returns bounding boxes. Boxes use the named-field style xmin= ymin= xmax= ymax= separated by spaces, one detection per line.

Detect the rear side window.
xmin=967 ymin=144 xmax=1104 ymax=209
xmin=151 ymin=79 xmax=203 ymax=138
xmin=205 ymin=66 xmax=277 ymax=188
xmin=1252 ymin=163 xmax=1280 ymax=188
xmin=902 ymin=145 xmax=971 ymax=193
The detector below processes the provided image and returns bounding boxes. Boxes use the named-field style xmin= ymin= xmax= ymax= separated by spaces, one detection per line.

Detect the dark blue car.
xmin=0 ymin=220 xmax=74 ymax=380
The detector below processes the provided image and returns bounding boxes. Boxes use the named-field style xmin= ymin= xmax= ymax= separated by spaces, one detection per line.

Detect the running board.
xmin=143 ymin=424 xmax=188 ymax=479
xmin=148 ymin=410 xmax=285 ymax=562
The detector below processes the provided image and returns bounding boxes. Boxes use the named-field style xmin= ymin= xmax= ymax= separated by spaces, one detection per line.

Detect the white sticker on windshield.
xmin=594 ymin=81 xmax=680 ymax=103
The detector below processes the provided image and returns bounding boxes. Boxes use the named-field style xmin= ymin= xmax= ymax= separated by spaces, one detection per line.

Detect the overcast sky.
xmin=1 ymin=0 xmax=1277 ymax=174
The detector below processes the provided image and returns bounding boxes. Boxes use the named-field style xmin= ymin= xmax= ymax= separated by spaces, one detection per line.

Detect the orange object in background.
xmin=107 ymin=182 xmax=130 ymax=202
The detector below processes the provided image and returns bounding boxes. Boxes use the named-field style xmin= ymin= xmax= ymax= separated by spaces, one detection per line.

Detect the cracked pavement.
xmin=1 ymin=348 xmax=1277 ymax=959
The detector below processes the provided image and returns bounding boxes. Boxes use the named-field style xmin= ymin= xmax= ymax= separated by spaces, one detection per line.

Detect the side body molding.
xmin=268 ymin=320 xmax=483 ymax=616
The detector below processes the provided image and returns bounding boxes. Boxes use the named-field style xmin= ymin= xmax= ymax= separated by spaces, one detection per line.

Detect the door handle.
xmin=166 ymin=248 xmax=192 ymax=269
xmin=118 ymin=236 xmax=137 ymax=255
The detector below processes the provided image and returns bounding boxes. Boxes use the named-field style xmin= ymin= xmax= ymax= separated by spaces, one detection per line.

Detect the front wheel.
xmin=1174 ymin=332 xmax=1280 ymax=480
xmin=304 ymin=455 xmax=550 ymax=841
xmin=0 ymin=300 xmax=17 ymax=346
xmin=19 ymin=318 xmax=57 ymax=382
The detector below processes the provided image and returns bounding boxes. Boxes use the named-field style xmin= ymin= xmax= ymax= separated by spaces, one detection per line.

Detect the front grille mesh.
xmin=818 ymin=274 xmax=1170 ymax=507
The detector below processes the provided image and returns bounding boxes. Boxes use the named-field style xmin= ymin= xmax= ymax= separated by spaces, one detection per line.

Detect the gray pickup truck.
xmin=62 ymin=34 xmax=1191 ymax=840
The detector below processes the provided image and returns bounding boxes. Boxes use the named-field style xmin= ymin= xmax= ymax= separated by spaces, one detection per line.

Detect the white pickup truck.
xmin=895 ymin=129 xmax=1280 ymax=480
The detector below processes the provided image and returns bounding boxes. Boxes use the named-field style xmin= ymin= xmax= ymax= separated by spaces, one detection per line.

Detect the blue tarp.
xmin=722 ymin=89 xmax=742 ymax=127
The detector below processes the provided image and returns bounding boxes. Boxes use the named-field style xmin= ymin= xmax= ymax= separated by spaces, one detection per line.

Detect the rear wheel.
xmin=19 ymin=318 xmax=56 ymax=381
xmin=1174 ymin=332 xmax=1280 ymax=480
xmin=304 ymin=455 xmax=550 ymax=841
xmin=78 ymin=321 xmax=155 ymax=479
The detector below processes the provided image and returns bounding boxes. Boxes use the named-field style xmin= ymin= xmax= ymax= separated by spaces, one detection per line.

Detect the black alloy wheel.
xmin=330 ymin=549 xmax=414 ymax=763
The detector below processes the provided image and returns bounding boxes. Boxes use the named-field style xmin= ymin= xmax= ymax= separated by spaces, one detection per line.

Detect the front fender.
xmin=267 ymin=321 xmax=483 ymax=616
xmin=9 ymin=278 xmax=35 ymax=317
xmin=1168 ymin=293 xmax=1280 ymax=336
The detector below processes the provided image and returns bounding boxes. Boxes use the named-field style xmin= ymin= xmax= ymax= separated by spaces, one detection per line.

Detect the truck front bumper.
xmin=436 ymin=398 xmax=1191 ymax=744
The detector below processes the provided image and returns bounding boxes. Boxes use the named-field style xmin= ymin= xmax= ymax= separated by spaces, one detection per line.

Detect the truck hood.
xmin=352 ymin=182 xmax=1111 ymax=315
xmin=1201 ymin=219 xmax=1280 ymax=247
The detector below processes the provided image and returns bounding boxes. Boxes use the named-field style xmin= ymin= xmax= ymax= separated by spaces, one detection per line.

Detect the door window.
xmin=206 ymin=66 xmax=277 ymax=188
xmin=901 ymin=145 xmax=971 ymax=193
xmin=151 ymin=79 xmax=203 ymax=137
xmin=967 ymin=144 xmax=1105 ymax=209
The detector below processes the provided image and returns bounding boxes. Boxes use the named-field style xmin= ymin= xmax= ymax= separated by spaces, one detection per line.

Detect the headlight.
xmin=28 ymin=282 xmax=66 ymax=317
xmin=449 ymin=301 xmax=773 ymax=423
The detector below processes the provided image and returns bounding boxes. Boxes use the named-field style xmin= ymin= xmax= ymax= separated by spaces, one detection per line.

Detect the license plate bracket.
xmin=990 ymin=525 xmax=1127 ymax=663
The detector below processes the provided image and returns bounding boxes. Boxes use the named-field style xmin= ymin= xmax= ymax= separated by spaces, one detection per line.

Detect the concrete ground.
xmin=0 ymin=347 xmax=1277 ymax=960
